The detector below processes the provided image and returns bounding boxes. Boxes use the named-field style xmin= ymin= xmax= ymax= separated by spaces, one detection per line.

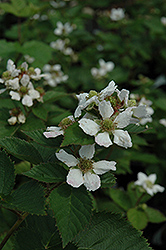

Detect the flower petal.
xmin=9 ymin=91 xmax=21 ymax=101
xmin=22 ymin=94 xmax=33 ymax=107
xmin=99 ymin=80 xmax=117 ymax=100
xmin=95 ymin=132 xmax=112 ymax=147
xmin=43 ymin=126 xmax=64 ymax=138
xmin=132 ymin=105 xmax=148 ymax=118
xmin=113 ymin=129 xmax=132 ymax=148
xmin=93 ymin=160 xmax=116 ymax=175
xmin=148 ymin=173 xmax=157 ymax=184
xmin=56 ymin=149 xmax=78 ymax=167
xmin=152 ymin=184 xmax=165 ymax=194
xmin=79 ymin=144 xmax=95 ymax=160
xmin=98 ymin=100 xmax=114 ymax=119
xmin=114 ymin=109 xmax=133 ymax=128
xmin=79 ymin=118 xmax=100 ymax=136
xmin=67 ymin=169 xmax=84 ymax=188
xmin=84 ymin=172 xmax=101 ymax=191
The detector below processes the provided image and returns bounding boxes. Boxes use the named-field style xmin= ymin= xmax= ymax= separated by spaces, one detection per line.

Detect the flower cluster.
xmin=110 ymin=8 xmax=125 ymax=21
xmin=134 ymin=172 xmax=165 ymax=196
xmin=8 ymin=108 xmax=26 ymax=125
xmin=91 ymin=59 xmax=115 ymax=79
xmin=44 ymin=80 xmax=150 ymax=191
xmin=50 ymin=38 xmax=76 ymax=59
xmin=43 ymin=64 xmax=68 ymax=87
xmin=54 ymin=21 xmax=75 ymax=36
xmin=0 ymin=59 xmax=45 ymax=107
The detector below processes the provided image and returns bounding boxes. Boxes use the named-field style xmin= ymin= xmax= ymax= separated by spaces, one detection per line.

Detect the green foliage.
xmin=127 ymin=207 xmax=148 ymax=230
xmin=0 ymin=137 xmax=43 ymax=164
xmin=49 ymin=184 xmax=93 ymax=247
xmin=0 ymin=150 xmax=15 ymax=196
xmin=24 ymin=162 xmax=67 ymax=183
xmin=74 ymin=212 xmax=152 ymax=250
xmin=0 ymin=181 xmax=46 ymax=215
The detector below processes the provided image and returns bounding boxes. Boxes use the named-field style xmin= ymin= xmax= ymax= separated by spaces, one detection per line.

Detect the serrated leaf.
xmin=127 ymin=207 xmax=148 ymax=230
xmin=32 ymin=105 xmax=48 ymax=121
xmin=43 ymin=91 xmax=69 ymax=102
xmin=15 ymin=161 xmax=31 ymax=174
xmin=61 ymin=122 xmax=94 ymax=147
xmin=13 ymin=215 xmax=77 ymax=250
xmin=0 ymin=151 xmax=15 ymax=196
xmin=145 ymin=206 xmax=166 ymax=223
xmin=109 ymin=188 xmax=132 ymax=211
xmin=24 ymin=162 xmax=67 ymax=183
xmin=124 ymin=124 xmax=147 ymax=134
xmin=100 ymin=172 xmax=116 ymax=188
xmin=20 ymin=114 xmax=45 ymax=131
xmin=0 ymin=137 xmax=43 ymax=164
xmin=74 ymin=212 xmax=152 ymax=250
xmin=0 ymin=233 xmax=13 ymax=250
xmin=0 ymin=181 xmax=46 ymax=215
xmin=49 ymin=183 xmax=93 ymax=247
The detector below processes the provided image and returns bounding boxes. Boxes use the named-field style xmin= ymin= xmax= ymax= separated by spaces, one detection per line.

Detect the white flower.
xmin=6 ymin=59 xmax=21 ymax=77
xmin=110 ymin=8 xmax=125 ymax=21
xmin=74 ymin=80 xmax=117 ymax=118
xmin=24 ymin=55 xmax=35 ymax=64
xmin=134 ymin=172 xmax=165 ymax=196
xmin=79 ymin=101 xmax=133 ymax=148
xmin=5 ymin=78 xmax=20 ymax=90
xmin=161 ymin=17 xmax=166 ymax=26
xmin=54 ymin=21 xmax=74 ymax=36
xmin=8 ymin=116 xmax=17 ymax=125
xmin=43 ymin=115 xmax=75 ymax=138
xmin=159 ymin=118 xmax=166 ymax=127
xmin=91 ymin=59 xmax=115 ymax=78
xmin=56 ymin=144 xmax=116 ymax=191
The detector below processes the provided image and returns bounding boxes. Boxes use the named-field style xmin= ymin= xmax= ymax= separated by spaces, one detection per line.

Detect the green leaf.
xmin=43 ymin=91 xmax=69 ymax=102
xmin=21 ymin=128 xmax=61 ymax=147
xmin=24 ymin=162 xmax=67 ymax=183
xmin=49 ymin=183 xmax=93 ymax=247
xmin=109 ymin=188 xmax=132 ymax=211
xmin=130 ymin=151 xmax=159 ymax=164
xmin=0 ymin=137 xmax=43 ymax=164
xmin=0 ymin=151 xmax=15 ymax=196
xmin=127 ymin=207 xmax=148 ymax=230
xmin=13 ymin=215 xmax=77 ymax=250
xmin=22 ymin=41 xmax=52 ymax=68
xmin=0 ymin=233 xmax=13 ymax=250
xmin=15 ymin=161 xmax=31 ymax=175
xmin=32 ymin=105 xmax=48 ymax=121
xmin=145 ymin=206 xmax=166 ymax=223
xmin=74 ymin=212 xmax=152 ymax=250
xmin=0 ymin=181 xmax=46 ymax=215
xmin=61 ymin=122 xmax=94 ymax=147
xmin=155 ymin=98 xmax=166 ymax=111
xmin=20 ymin=114 xmax=45 ymax=131
xmin=124 ymin=124 xmax=147 ymax=134
xmin=100 ymin=172 xmax=116 ymax=188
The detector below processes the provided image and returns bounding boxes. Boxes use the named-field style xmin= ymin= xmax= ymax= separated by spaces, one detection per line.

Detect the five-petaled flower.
xmin=56 ymin=144 xmax=116 ymax=191
xmin=134 ymin=172 xmax=165 ymax=196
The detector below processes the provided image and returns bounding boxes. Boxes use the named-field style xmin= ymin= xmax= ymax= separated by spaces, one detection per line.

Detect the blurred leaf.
xmin=127 ymin=207 xmax=148 ymax=230
xmin=15 ymin=161 xmax=31 ymax=174
xmin=49 ymin=183 xmax=92 ymax=247
xmin=43 ymin=91 xmax=69 ymax=102
xmin=145 ymin=206 xmax=166 ymax=223
xmin=124 ymin=124 xmax=147 ymax=134
xmin=154 ymin=98 xmax=166 ymax=111
xmin=32 ymin=105 xmax=48 ymax=121
xmin=109 ymin=188 xmax=132 ymax=211
xmin=0 ymin=40 xmax=20 ymax=57
xmin=0 ymin=150 xmax=15 ymax=196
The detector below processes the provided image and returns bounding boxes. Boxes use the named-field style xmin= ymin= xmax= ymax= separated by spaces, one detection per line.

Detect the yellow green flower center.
xmin=59 ymin=117 xmax=74 ymax=129
xmin=101 ymin=118 xmax=115 ymax=132
xmin=145 ymin=180 xmax=153 ymax=189
xmin=128 ymin=100 xmax=136 ymax=107
xmin=20 ymin=86 xmax=28 ymax=94
xmin=78 ymin=158 xmax=93 ymax=173
xmin=88 ymin=90 xmax=98 ymax=98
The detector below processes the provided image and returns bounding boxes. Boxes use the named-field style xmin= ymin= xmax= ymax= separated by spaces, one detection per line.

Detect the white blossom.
xmin=91 ymin=59 xmax=115 ymax=79
xmin=43 ymin=64 xmax=68 ymax=87
xmin=159 ymin=118 xmax=166 ymax=127
xmin=54 ymin=21 xmax=74 ymax=36
xmin=110 ymin=8 xmax=125 ymax=21
xmin=161 ymin=17 xmax=166 ymax=26
xmin=56 ymin=144 xmax=116 ymax=191
xmin=134 ymin=172 xmax=165 ymax=196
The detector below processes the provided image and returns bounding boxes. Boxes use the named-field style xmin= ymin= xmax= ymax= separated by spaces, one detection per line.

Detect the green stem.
xmin=0 ymin=212 xmax=28 ymax=250
xmin=135 ymin=193 xmax=145 ymax=207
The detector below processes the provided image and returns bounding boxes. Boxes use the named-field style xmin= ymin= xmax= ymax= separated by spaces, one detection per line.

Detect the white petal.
xmin=8 ymin=116 xmax=17 ymax=125
xmin=137 ymin=172 xmax=148 ymax=183
xmin=146 ymin=188 xmax=154 ymax=196
xmin=152 ymin=184 xmax=165 ymax=194
xmin=56 ymin=149 xmax=78 ymax=167
xmin=74 ymin=106 xmax=82 ymax=118
xmin=20 ymin=74 xmax=30 ymax=86
xmin=43 ymin=126 xmax=64 ymax=138
xmin=114 ymin=109 xmax=133 ymax=128
xmin=84 ymin=172 xmax=101 ymax=191
xmin=99 ymin=80 xmax=117 ymax=100
xmin=79 ymin=144 xmax=95 ymax=160
xmin=6 ymin=78 xmax=19 ymax=90
xmin=98 ymin=100 xmax=114 ymax=119
xmin=18 ymin=113 xmax=26 ymax=123
xmin=9 ymin=91 xmax=21 ymax=101
xmin=79 ymin=118 xmax=100 ymax=136
xmin=117 ymin=89 xmax=129 ymax=105
xmin=22 ymin=95 xmax=33 ymax=107
xmin=148 ymin=174 xmax=157 ymax=184
xmin=28 ymin=89 xmax=40 ymax=99
xmin=113 ymin=129 xmax=132 ymax=148
xmin=133 ymin=105 xmax=148 ymax=118
xmin=67 ymin=169 xmax=84 ymax=188
xmin=95 ymin=132 xmax=112 ymax=147
xmin=93 ymin=160 xmax=116 ymax=175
